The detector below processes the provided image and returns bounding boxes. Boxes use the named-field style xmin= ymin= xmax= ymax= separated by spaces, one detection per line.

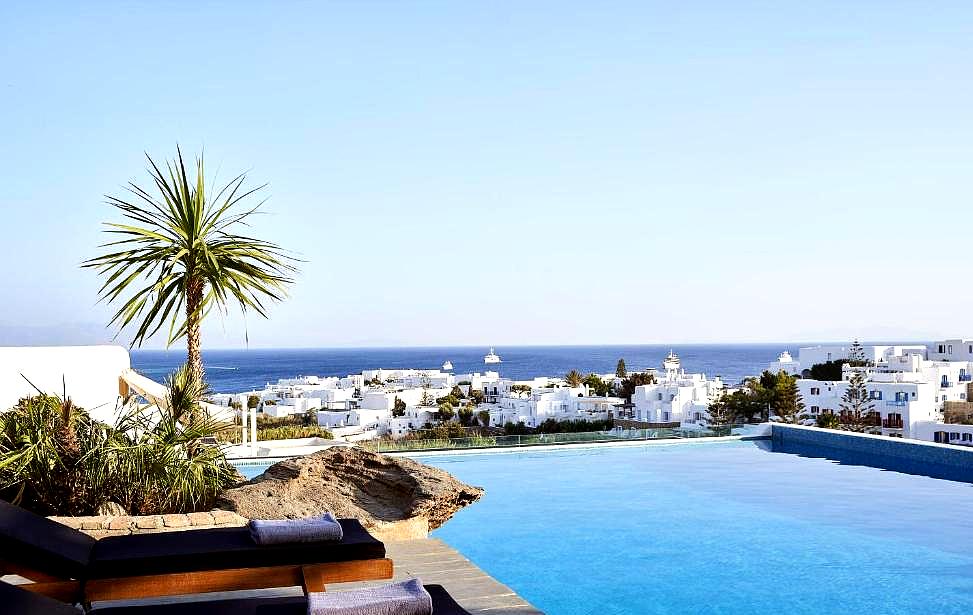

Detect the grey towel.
xmin=307 ymin=578 xmax=433 ymax=615
xmin=249 ymin=512 xmax=344 ymax=545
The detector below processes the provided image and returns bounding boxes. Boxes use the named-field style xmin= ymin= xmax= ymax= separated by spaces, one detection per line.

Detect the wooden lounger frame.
xmin=7 ymin=557 xmax=393 ymax=603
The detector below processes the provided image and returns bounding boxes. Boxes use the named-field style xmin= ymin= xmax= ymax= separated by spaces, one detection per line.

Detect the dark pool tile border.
xmin=771 ymin=424 xmax=973 ymax=484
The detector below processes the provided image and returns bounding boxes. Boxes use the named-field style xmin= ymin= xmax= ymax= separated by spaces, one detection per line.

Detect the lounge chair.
xmin=0 ymin=499 xmax=392 ymax=603
xmin=0 ymin=580 xmax=472 ymax=615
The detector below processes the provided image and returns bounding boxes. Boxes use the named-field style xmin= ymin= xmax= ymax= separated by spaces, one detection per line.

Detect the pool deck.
xmin=347 ymin=538 xmax=544 ymax=614
xmin=5 ymin=538 xmax=543 ymax=614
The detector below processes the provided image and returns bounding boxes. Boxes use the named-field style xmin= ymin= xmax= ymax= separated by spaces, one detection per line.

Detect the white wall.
xmin=0 ymin=345 xmax=130 ymax=423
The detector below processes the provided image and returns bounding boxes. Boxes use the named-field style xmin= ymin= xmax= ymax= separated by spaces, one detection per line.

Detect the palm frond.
xmin=83 ymin=147 xmax=298 ymax=349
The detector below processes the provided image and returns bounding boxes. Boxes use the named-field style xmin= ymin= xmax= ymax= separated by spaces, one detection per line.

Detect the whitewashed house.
xmin=798 ymin=353 xmax=973 ymax=438
xmin=630 ymin=352 xmax=724 ymax=426
xmin=485 ymin=382 xmax=623 ymax=428
xmin=768 ymin=344 xmax=927 ymax=376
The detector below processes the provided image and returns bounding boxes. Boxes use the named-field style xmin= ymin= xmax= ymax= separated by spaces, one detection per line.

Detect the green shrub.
xmin=0 ymin=364 xmax=239 ymax=516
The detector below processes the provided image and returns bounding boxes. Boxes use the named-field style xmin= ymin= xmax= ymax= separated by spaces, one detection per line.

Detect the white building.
xmin=387 ymin=407 xmax=438 ymax=438
xmin=929 ymin=339 xmax=973 ymax=362
xmin=486 ymin=385 xmax=622 ymax=428
xmin=768 ymin=344 xmax=927 ymax=376
xmin=913 ymin=421 xmax=973 ymax=447
xmin=798 ymin=352 xmax=973 ymax=438
xmin=630 ymin=351 xmax=724 ymax=426
xmin=362 ymin=369 xmax=455 ymax=390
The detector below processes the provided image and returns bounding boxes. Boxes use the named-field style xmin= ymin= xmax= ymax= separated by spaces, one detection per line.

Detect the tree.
xmin=392 ymin=396 xmax=407 ymax=417
xmin=84 ymin=148 xmax=296 ymax=382
xmin=617 ymin=372 xmax=657 ymax=401
xmin=247 ymin=395 xmax=260 ymax=410
xmin=458 ymin=407 xmax=474 ymax=426
xmin=773 ymin=372 xmax=805 ymax=423
xmin=712 ymin=389 xmax=765 ymax=424
xmin=809 ymin=360 xmax=847 ymax=381
xmin=451 ymin=385 xmax=466 ymax=399
xmin=469 ymin=389 xmax=485 ymax=405
xmin=477 ymin=409 xmax=491 ymax=427
xmin=565 ymin=370 xmax=583 ymax=387
xmin=849 ymin=339 xmax=867 ymax=364
xmin=582 ymin=373 xmax=611 ymax=396
xmin=437 ymin=402 xmax=455 ymax=423
xmin=616 ymin=358 xmax=627 ymax=379
xmin=839 ymin=369 xmax=877 ymax=432
xmin=419 ymin=390 xmax=434 ymax=406
xmin=706 ymin=396 xmax=734 ymax=426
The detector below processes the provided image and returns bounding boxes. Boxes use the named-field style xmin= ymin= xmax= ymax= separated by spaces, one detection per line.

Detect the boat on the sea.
xmin=442 ymin=360 xmax=453 ymax=370
xmin=484 ymin=347 xmax=501 ymax=364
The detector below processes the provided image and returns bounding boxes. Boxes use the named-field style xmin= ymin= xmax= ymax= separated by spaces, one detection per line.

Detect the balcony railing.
xmin=885 ymin=400 xmax=908 ymax=407
xmin=960 ymin=374 xmax=972 ymax=382
xmin=882 ymin=418 xmax=904 ymax=429
xmin=942 ymin=381 xmax=954 ymax=388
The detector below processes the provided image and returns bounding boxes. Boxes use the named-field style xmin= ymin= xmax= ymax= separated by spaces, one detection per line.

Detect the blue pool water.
xmin=414 ymin=441 xmax=973 ymax=615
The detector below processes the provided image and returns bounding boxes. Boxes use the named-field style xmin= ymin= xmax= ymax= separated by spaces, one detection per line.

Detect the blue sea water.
xmin=132 ymin=344 xmax=801 ymax=393
xmin=420 ymin=441 xmax=973 ymax=615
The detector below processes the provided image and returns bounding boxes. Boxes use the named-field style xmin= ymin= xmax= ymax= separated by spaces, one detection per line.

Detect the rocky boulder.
xmin=217 ymin=447 xmax=483 ymax=541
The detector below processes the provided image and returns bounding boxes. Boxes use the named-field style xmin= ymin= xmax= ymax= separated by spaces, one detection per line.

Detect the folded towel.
xmin=308 ymin=578 xmax=432 ymax=615
xmin=249 ymin=512 xmax=344 ymax=545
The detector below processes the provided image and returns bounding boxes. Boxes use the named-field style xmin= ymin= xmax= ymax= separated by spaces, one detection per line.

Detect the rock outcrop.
xmin=217 ymin=447 xmax=484 ymax=541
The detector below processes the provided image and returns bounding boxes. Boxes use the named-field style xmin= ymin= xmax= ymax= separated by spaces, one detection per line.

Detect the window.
xmin=939 ymin=344 xmax=946 ymax=353
xmin=657 ymin=393 xmax=663 ymax=400
xmin=810 ymin=387 xmax=821 ymax=395
xmin=964 ymin=433 xmax=972 ymax=442
xmin=810 ymin=405 xmax=820 ymax=414
xmin=870 ymin=390 xmax=882 ymax=400
xmin=951 ymin=432 xmax=961 ymax=440
xmin=663 ymin=412 xmax=670 ymax=421
xmin=949 ymin=345 xmax=954 ymax=354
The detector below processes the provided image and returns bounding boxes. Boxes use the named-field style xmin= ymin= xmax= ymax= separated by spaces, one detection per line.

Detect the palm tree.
xmin=565 ymin=370 xmax=583 ymax=387
xmin=84 ymin=147 xmax=296 ymax=381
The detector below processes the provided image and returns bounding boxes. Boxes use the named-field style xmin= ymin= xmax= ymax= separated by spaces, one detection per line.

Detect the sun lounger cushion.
xmin=249 ymin=512 xmax=344 ymax=545
xmin=0 ymin=499 xmax=95 ymax=579
xmin=88 ymin=519 xmax=385 ymax=579
xmin=0 ymin=581 xmax=83 ymax=615
xmin=88 ymin=585 xmax=470 ymax=615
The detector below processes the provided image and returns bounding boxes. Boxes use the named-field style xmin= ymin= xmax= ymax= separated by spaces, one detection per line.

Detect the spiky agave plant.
xmin=83 ymin=147 xmax=297 ymax=383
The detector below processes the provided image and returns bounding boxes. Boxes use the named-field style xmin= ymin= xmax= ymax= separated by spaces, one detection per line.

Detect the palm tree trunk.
xmin=186 ymin=278 xmax=204 ymax=383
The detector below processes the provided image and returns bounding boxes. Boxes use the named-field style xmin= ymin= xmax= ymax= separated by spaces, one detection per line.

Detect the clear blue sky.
xmin=1 ymin=2 xmax=971 ymax=348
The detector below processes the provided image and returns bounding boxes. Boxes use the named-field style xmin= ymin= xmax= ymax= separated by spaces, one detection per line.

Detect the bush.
xmin=816 ymin=413 xmax=840 ymax=429
xmin=0 ymin=364 xmax=238 ymax=516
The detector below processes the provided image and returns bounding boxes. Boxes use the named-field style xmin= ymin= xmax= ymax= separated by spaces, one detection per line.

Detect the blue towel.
xmin=249 ymin=512 xmax=344 ymax=545
xmin=307 ymin=578 xmax=432 ymax=615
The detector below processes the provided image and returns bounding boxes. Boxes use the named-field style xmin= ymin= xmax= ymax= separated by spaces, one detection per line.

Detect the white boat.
xmin=484 ymin=347 xmax=502 ymax=364
xmin=442 ymin=360 xmax=453 ymax=370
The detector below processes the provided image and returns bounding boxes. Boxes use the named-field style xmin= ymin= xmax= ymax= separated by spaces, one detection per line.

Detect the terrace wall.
xmin=771 ymin=423 xmax=973 ymax=483
xmin=49 ymin=510 xmax=247 ymax=538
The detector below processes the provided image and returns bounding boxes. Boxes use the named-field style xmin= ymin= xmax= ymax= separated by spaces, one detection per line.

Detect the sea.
xmin=130 ymin=344 xmax=806 ymax=394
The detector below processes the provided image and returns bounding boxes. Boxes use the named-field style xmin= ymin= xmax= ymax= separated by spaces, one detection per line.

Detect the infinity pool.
xmin=417 ymin=441 xmax=973 ymax=615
